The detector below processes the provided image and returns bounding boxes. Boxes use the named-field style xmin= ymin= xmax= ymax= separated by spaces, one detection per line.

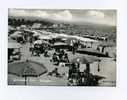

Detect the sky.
xmin=8 ymin=9 xmax=116 ymax=26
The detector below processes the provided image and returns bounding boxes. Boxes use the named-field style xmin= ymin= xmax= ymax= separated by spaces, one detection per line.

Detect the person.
xmin=52 ymin=53 xmax=59 ymax=65
xmin=68 ymin=63 xmax=74 ymax=79
xmin=86 ymin=63 xmax=90 ymax=73
xmin=58 ymin=50 xmax=64 ymax=62
xmin=82 ymin=69 xmax=97 ymax=86
xmin=72 ymin=41 xmax=79 ymax=55
xmin=105 ymin=51 xmax=109 ymax=57
xmin=96 ymin=46 xmax=100 ymax=51
xmin=68 ymin=62 xmax=80 ymax=83
xmin=31 ymin=45 xmax=34 ymax=56
xmin=55 ymin=48 xmax=60 ymax=53
xmin=63 ymin=53 xmax=69 ymax=63
xmin=52 ymin=53 xmax=57 ymax=62
xmin=44 ymin=50 xmax=49 ymax=57
xmin=102 ymin=46 xmax=105 ymax=53
xmin=34 ymin=44 xmax=41 ymax=56
xmin=48 ymin=68 xmax=61 ymax=77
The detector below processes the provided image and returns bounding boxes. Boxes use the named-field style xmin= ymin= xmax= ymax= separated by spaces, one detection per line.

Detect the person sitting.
xmin=34 ymin=44 xmax=40 ymax=56
xmin=52 ymin=53 xmax=60 ymax=65
xmin=96 ymin=46 xmax=100 ymax=51
xmin=63 ymin=53 xmax=69 ymax=63
xmin=55 ymin=48 xmax=60 ymax=53
xmin=44 ymin=50 xmax=49 ymax=57
xmin=52 ymin=53 xmax=57 ymax=62
xmin=48 ymin=68 xmax=61 ymax=77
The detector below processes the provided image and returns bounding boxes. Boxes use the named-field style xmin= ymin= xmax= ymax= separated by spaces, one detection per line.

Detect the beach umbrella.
xmin=34 ymin=40 xmax=50 ymax=45
xmin=52 ymin=42 xmax=69 ymax=49
xmin=71 ymin=56 xmax=100 ymax=64
xmin=53 ymin=42 xmax=68 ymax=47
xmin=98 ymin=42 xmax=115 ymax=47
xmin=8 ymin=26 xmax=15 ymax=31
xmin=56 ymin=34 xmax=68 ymax=38
xmin=79 ymin=37 xmax=98 ymax=43
xmin=8 ymin=42 xmax=21 ymax=49
xmin=34 ymin=40 xmax=43 ymax=44
xmin=66 ymin=37 xmax=78 ymax=44
xmin=32 ymin=31 xmax=42 ymax=37
xmin=8 ymin=37 xmax=17 ymax=43
xmin=8 ymin=60 xmax=47 ymax=85
xmin=38 ymin=30 xmax=52 ymax=35
xmin=93 ymin=75 xmax=105 ymax=80
xmin=39 ymin=35 xmax=52 ymax=40
xmin=10 ymin=31 xmax=22 ymax=38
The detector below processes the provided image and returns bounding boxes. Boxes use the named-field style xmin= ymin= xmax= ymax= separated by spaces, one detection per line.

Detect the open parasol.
xmin=52 ymin=42 xmax=70 ymax=49
xmin=8 ymin=42 xmax=22 ymax=49
xmin=98 ymin=42 xmax=116 ymax=47
xmin=32 ymin=31 xmax=42 ymax=37
xmin=71 ymin=56 xmax=100 ymax=64
xmin=8 ymin=60 xmax=47 ymax=85
xmin=10 ymin=31 xmax=22 ymax=38
xmin=39 ymin=35 xmax=52 ymax=40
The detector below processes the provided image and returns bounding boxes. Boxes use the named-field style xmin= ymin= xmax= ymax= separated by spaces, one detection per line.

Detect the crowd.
xmin=9 ymin=29 xmax=107 ymax=86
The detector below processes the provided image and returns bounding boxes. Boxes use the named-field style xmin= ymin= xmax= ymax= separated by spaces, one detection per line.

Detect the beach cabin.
xmin=8 ymin=42 xmax=22 ymax=62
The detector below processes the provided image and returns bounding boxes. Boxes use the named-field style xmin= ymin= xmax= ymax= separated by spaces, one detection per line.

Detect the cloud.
xmin=9 ymin=9 xmax=49 ymax=18
xmin=52 ymin=10 xmax=73 ymax=21
xmin=84 ymin=10 xmax=116 ymax=26
xmin=9 ymin=9 xmax=27 ymax=17
xmin=30 ymin=10 xmax=49 ymax=18
xmin=86 ymin=10 xmax=105 ymax=19
xmin=9 ymin=9 xmax=73 ymax=21
xmin=9 ymin=9 xmax=116 ymax=26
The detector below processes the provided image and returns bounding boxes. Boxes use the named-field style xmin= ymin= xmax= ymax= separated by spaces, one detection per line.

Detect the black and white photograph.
xmin=8 ymin=9 xmax=116 ymax=86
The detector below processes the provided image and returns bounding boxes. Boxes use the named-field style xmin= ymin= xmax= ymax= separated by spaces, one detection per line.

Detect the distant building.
xmin=32 ymin=23 xmax=42 ymax=29
xmin=52 ymin=24 xmax=58 ymax=28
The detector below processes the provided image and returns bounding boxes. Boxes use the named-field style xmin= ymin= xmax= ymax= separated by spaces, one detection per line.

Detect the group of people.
xmin=28 ymin=37 xmax=102 ymax=86
xmin=30 ymin=43 xmax=51 ymax=57
xmin=68 ymin=62 xmax=99 ymax=86
xmin=69 ymin=40 xmax=80 ymax=54
xmin=51 ymin=49 xmax=69 ymax=65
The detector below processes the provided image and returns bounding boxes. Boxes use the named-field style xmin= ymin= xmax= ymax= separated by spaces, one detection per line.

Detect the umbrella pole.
xmin=91 ymin=42 xmax=92 ymax=48
xmin=25 ymin=76 xmax=27 ymax=85
xmin=86 ymin=63 xmax=90 ymax=73
xmin=97 ymin=61 xmax=100 ymax=72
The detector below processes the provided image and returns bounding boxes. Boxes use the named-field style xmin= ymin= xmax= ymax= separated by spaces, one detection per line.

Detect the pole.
xmin=97 ymin=61 xmax=100 ymax=72
xmin=86 ymin=63 xmax=90 ymax=73
xmin=25 ymin=76 xmax=27 ymax=85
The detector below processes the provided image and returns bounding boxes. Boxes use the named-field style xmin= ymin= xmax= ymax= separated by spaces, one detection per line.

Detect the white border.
xmin=0 ymin=0 xmax=127 ymax=100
